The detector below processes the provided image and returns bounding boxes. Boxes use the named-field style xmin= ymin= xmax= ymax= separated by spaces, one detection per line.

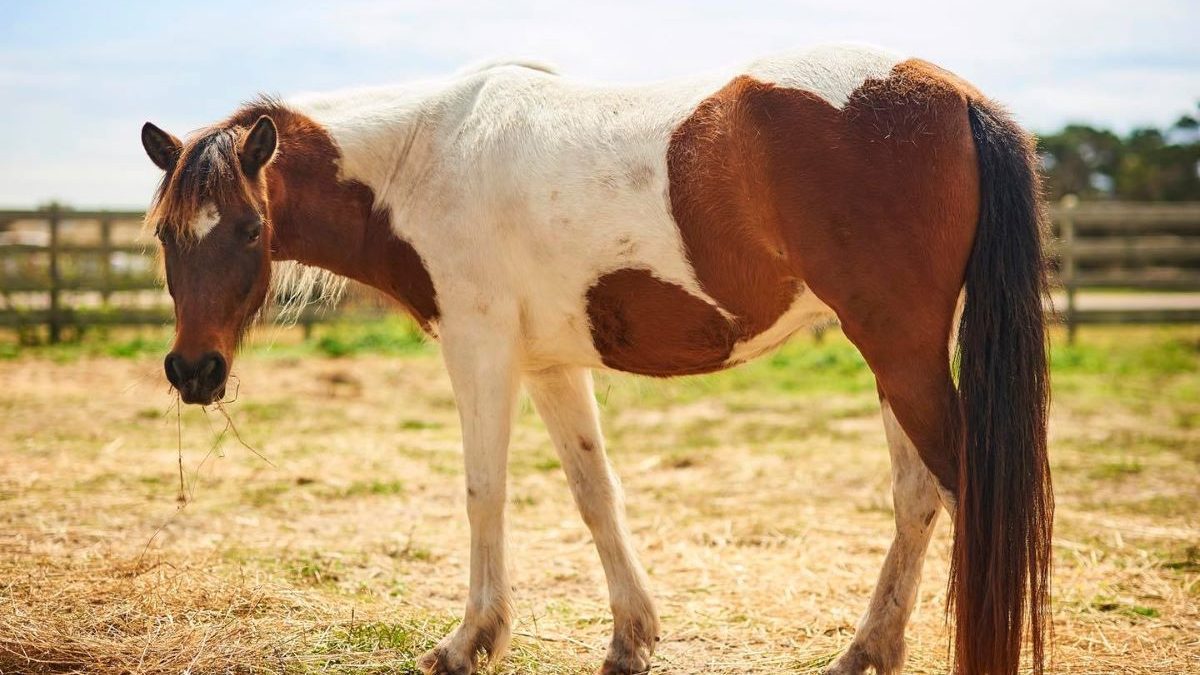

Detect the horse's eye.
xmin=246 ymin=221 xmax=262 ymax=244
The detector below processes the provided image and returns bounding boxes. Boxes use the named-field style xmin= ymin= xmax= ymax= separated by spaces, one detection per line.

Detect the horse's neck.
xmin=263 ymin=83 xmax=454 ymax=323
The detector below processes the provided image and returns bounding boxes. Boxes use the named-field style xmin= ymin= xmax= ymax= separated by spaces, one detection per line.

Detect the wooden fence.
xmin=1050 ymin=196 xmax=1200 ymax=339
xmin=0 ymin=206 xmax=343 ymax=343
xmin=0 ymin=206 xmax=157 ymax=342
xmin=2 ymin=201 xmax=1199 ymax=343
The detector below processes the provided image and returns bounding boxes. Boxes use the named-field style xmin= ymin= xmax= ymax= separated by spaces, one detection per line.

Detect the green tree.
xmin=1037 ymin=102 xmax=1200 ymax=201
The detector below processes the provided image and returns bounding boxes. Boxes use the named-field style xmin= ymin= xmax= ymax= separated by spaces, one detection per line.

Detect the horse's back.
xmin=408 ymin=46 xmax=983 ymax=376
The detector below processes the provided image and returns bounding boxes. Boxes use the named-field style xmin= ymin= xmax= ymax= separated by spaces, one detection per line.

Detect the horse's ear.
xmin=239 ymin=115 xmax=278 ymax=177
xmin=141 ymin=122 xmax=182 ymax=172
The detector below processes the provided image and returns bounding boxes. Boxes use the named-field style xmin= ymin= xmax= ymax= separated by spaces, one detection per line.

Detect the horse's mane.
xmin=270 ymin=261 xmax=348 ymax=326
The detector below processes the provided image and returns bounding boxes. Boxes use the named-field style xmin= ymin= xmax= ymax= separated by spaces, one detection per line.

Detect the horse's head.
xmin=141 ymin=115 xmax=278 ymax=404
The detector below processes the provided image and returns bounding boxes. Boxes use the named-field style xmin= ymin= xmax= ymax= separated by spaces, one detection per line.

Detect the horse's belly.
xmin=584 ymin=270 xmax=835 ymax=377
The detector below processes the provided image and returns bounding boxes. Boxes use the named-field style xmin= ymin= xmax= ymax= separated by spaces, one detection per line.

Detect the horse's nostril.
xmin=198 ymin=352 xmax=227 ymax=390
xmin=164 ymin=352 xmax=186 ymax=388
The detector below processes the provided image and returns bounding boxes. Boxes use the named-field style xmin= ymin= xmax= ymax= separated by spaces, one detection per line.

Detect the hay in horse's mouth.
xmin=138 ymin=383 xmax=278 ymax=569
xmin=166 ymin=382 xmax=273 ymax=508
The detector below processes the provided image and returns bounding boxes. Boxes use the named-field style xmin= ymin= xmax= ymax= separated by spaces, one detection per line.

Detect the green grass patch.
xmin=399 ymin=419 xmax=443 ymax=431
xmin=288 ymin=553 xmax=345 ymax=587
xmin=594 ymin=331 xmax=877 ymax=409
xmin=1048 ymin=327 xmax=1200 ymax=408
xmin=237 ymin=400 xmax=296 ymax=422
xmin=103 ymin=334 xmax=169 ymax=358
xmin=1160 ymin=545 xmax=1200 ymax=573
xmin=1050 ymin=328 xmax=1198 ymax=377
xmin=0 ymin=329 xmax=172 ymax=362
xmin=1119 ymin=494 xmax=1200 ymax=518
xmin=322 ymin=479 xmax=405 ymax=499
xmin=317 ymin=619 xmax=439 ymax=653
xmin=243 ymin=481 xmax=292 ymax=507
xmin=313 ymin=317 xmax=431 ymax=357
xmin=0 ymin=315 xmax=435 ymax=361
xmin=532 ymin=456 xmax=562 ymax=472
xmin=1082 ymin=491 xmax=1200 ymax=519
xmin=1091 ymin=599 xmax=1161 ymax=619
xmin=306 ymin=615 xmax=460 ymax=674
xmin=1088 ymin=460 xmax=1145 ymax=480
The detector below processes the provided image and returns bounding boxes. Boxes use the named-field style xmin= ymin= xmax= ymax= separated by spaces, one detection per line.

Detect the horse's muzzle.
xmin=164 ymin=351 xmax=227 ymax=405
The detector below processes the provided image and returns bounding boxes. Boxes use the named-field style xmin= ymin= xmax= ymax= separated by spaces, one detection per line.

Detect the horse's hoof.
xmin=599 ymin=623 xmax=657 ymax=674
xmin=417 ymin=646 xmax=475 ymax=675
xmin=599 ymin=657 xmax=652 ymax=675
xmin=824 ymin=640 xmax=905 ymax=675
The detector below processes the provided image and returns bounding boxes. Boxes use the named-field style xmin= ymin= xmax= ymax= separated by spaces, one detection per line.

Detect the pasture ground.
xmin=0 ymin=321 xmax=1197 ymax=674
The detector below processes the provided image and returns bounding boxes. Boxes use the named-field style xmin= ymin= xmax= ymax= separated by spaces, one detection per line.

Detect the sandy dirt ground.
xmin=0 ymin=327 xmax=1197 ymax=673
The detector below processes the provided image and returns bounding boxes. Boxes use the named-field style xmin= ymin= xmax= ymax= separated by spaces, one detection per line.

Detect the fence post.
xmin=47 ymin=204 xmax=62 ymax=344
xmin=100 ymin=217 xmax=113 ymax=307
xmin=1060 ymin=194 xmax=1078 ymax=344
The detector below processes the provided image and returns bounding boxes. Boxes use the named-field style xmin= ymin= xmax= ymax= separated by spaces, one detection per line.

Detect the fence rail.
xmin=2 ymin=201 xmax=1199 ymax=343
xmin=1050 ymin=196 xmax=1200 ymax=338
xmin=0 ymin=206 xmax=154 ymax=341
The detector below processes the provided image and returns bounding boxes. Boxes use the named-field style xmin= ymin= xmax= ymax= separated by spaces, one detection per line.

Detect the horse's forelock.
xmin=145 ymin=126 xmax=253 ymax=239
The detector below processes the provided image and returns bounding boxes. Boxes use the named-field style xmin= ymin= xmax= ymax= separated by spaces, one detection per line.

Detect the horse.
xmin=140 ymin=43 xmax=1052 ymax=675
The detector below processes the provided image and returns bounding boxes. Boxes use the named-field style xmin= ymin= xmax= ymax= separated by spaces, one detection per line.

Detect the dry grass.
xmin=0 ymin=325 xmax=1196 ymax=673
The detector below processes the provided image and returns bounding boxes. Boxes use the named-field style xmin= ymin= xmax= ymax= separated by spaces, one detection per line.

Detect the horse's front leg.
xmin=418 ymin=318 xmax=520 ymax=675
xmin=526 ymin=366 xmax=659 ymax=674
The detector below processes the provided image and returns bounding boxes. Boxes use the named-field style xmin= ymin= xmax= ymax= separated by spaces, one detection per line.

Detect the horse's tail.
xmin=950 ymin=98 xmax=1054 ymax=675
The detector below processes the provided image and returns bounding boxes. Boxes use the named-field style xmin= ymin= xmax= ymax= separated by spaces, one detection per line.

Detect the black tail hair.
xmin=950 ymin=99 xmax=1054 ymax=675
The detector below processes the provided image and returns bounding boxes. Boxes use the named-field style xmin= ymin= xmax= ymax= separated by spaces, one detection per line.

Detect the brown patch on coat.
xmin=586 ymin=268 xmax=735 ymax=376
xmin=665 ymin=77 xmax=805 ymax=341
xmin=587 ymin=59 xmax=979 ymax=399
xmin=578 ymin=437 xmax=595 ymax=453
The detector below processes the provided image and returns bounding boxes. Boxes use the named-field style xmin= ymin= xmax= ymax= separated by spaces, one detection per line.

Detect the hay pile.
xmin=0 ymin=554 xmax=323 ymax=673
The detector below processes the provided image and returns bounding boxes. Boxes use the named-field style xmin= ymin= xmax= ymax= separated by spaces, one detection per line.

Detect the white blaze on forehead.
xmin=190 ymin=202 xmax=221 ymax=239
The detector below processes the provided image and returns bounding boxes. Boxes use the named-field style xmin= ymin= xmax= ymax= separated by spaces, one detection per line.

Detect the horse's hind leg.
xmin=525 ymin=366 xmax=659 ymax=675
xmin=819 ymin=284 xmax=963 ymax=673
xmin=825 ymin=397 xmax=944 ymax=675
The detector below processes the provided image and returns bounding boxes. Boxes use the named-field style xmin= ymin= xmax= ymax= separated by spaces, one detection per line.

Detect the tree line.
xmin=1037 ymin=104 xmax=1200 ymax=201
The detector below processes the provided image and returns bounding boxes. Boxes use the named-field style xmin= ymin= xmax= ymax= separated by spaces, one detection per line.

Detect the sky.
xmin=1 ymin=0 xmax=1197 ymax=208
